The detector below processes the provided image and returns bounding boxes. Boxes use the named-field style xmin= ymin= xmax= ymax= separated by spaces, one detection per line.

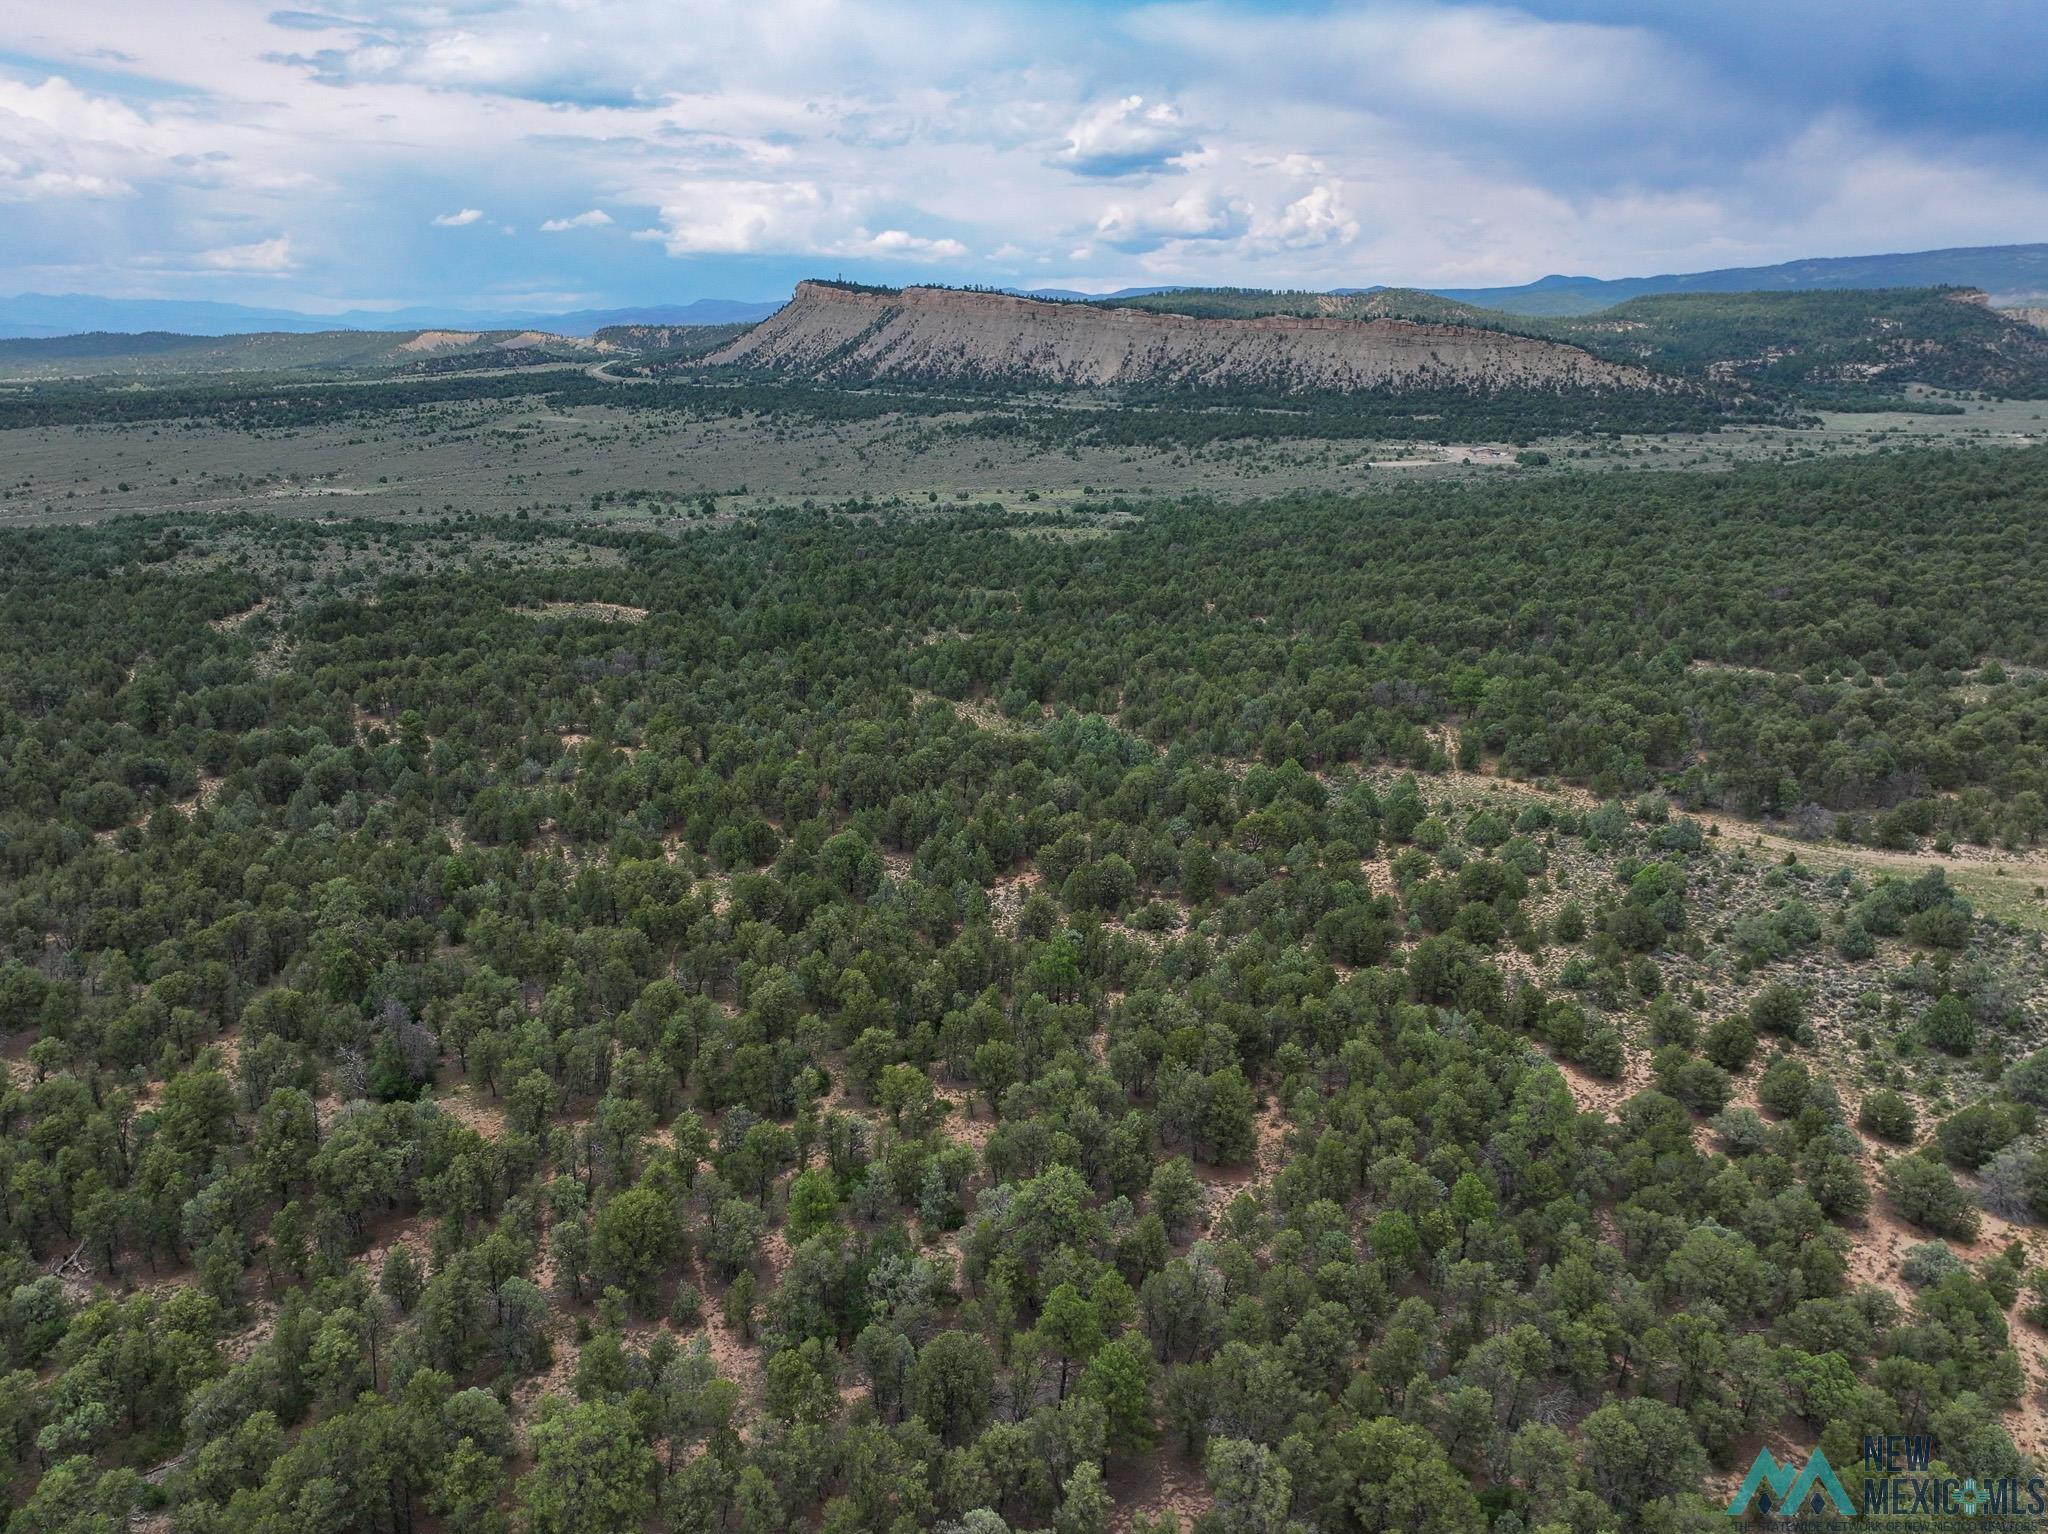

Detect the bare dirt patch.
xmin=1549 ymin=1046 xmax=1654 ymax=1122
xmin=988 ymin=867 xmax=1047 ymax=930
xmin=1193 ymin=1100 xmax=1292 ymax=1199
xmin=401 ymin=331 xmax=482 ymax=353
xmin=937 ymin=1090 xmax=997 ymax=1154
xmin=1109 ymin=1448 xmax=1212 ymax=1533
xmin=432 ymin=1085 xmax=509 ymax=1141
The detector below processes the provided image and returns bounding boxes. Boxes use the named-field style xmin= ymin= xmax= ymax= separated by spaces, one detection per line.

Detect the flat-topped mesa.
xmin=701 ymin=280 xmax=1679 ymax=394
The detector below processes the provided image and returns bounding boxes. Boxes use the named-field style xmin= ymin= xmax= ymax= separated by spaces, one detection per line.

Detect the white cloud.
xmin=0 ymin=75 xmax=155 ymax=202
xmin=644 ymin=180 xmax=828 ymax=255
xmin=196 ymin=234 xmax=296 ymax=271
xmin=1059 ymin=96 xmax=1199 ymax=178
xmin=1255 ymin=153 xmax=1326 ymax=179
xmin=1257 ymin=185 xmax=1360 ymax=250
xmin=540 ymin=207 xmax=611 ymax=231
xmin=7 ymin=0 xmax=2048 ymax=302
xmin=840 ymin=227 xmax=967 ymax=259
xmin=1139 ymin=4 xmax=1712 ymax=147
xmin=0 ymin=161 xmax=132 ymax=199
xmin=1096 ymin=189 xmax=1249 ymax=249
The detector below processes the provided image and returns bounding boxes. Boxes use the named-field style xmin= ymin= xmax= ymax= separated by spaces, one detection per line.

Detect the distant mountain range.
xmin=1022 ymin=245 xmax=2048 ymax=318
xmin=7 ymin=276 xmax=2044 ymax=401
xmin=0 ymin=294 xmax=783 ymax=340
xmin=1418 ymin=243 xmax=2048 ymax=316
xmin=0 ymin=327 xmax=617 ymax=382
xmin=5 ymin=243 xmax=2044 ymax=344
xmin=1007 ymin=286 xmax=1183 ymax=302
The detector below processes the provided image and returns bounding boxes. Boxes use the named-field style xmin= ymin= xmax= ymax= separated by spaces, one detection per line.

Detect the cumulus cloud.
xmin=633 ymin=181 xmax=965 ymax=262
xmin=641 ymin=181 xmax=829 ymax=255
xmin=1257 ymin=185 xmax=1360 ymax=251
xmin=196 ymin=235 xmax=296 ymax=271
xmin=0 ymin=75 xmax=153 ymax=202
xmin=1059 ymin=96 xmax=1199 ymax=178
xmin=1095 ymin=189 xmax=1250 ymax=250
xmin=6 ymin=0 xmax=2048 ymax=304
xmin=840 ymin=228 xmax=968 ymax=259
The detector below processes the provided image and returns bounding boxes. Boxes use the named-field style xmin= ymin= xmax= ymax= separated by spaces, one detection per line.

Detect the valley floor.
xmin=2 ymin=384 xmax=2042 ymax=529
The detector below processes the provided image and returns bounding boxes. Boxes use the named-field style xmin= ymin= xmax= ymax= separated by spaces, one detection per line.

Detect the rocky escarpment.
xmin=701 ymin=281 xmax=1678 ymax=394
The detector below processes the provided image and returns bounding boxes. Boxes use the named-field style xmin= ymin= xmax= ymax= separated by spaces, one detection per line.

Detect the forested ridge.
xmin=12 ymin=446 xmax=2048 ymax=852
xmin=1091 ymin=286 xmax=2048 ymax=402
xmin=2 ymin=446 xmax=2048 ymax=1534
xmin=0 ymin=365 xmax=1766 ymax=444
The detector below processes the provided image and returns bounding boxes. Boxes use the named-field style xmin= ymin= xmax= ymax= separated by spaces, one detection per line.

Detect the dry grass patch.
xmin=520 ymin=600 xmax=649 ymax=623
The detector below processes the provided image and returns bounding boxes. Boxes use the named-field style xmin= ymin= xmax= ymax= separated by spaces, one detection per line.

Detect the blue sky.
xmin=3 ymin=0 xmax=2046 ymax=314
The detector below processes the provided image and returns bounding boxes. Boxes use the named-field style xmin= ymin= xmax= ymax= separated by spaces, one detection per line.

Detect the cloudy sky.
xmin=4 ymin=0 xmax=2047 ymax=313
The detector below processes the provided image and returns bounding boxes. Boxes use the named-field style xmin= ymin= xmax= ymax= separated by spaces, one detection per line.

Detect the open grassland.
xmin=2 ymin=381 xmax=2042 ymax=529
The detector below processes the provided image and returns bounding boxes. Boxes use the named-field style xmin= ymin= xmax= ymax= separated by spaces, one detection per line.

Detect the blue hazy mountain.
xmin=1007 ymin=286 xmax=1185 ymax=301
xmin=8 ymin=244 xmax=2044 ymax=339
xmin=1022 ymin=248 xmax=2048 ymax=317
xmin=1420 ymin=243 xmax=2048 ymax=316
xmin=0 ymin=294 xmax=782 ymax=340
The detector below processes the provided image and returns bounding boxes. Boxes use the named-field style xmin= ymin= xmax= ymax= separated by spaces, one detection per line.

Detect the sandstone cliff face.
xmin=702 ymin=281 xmax=1675 ymax=393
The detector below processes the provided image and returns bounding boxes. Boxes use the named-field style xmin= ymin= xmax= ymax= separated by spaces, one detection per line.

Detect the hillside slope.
xmin=703 ymin=280 xmax=1673 ymax=394
xmin=1105 ymin=284 xmax=2048 ymax=399
xmin=591 ymin=321 xmax=758 ymax=363
xmin=1092 ymin=286 xmax=1500 ymax=326
xmin=1544 ymin=287 xmax=2048 ymax=397
xmin=0 ymin=327 xmax=606 ymax=381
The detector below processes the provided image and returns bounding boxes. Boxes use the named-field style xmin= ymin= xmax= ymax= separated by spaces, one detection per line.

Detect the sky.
xmin=4 ymin=0 xmax=2048 ymax=314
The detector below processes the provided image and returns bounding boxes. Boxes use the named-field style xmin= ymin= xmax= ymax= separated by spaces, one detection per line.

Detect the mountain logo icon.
xmin=1727 ymin=1448 xmax=1857 ymax=1518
